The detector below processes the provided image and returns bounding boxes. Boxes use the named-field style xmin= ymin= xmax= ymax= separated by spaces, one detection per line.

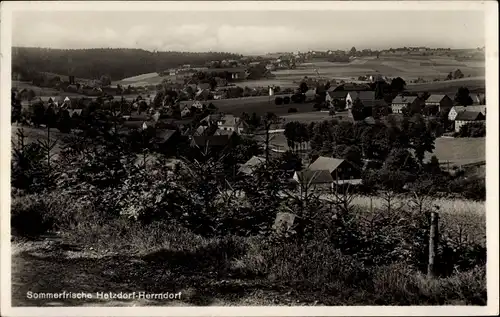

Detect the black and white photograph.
xmin=1 ymin=1 xmax=498 ymax=315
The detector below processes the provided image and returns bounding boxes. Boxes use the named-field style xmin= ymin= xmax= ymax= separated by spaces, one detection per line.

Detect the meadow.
xmin=111 ymin=55 xmax=485 ymax=93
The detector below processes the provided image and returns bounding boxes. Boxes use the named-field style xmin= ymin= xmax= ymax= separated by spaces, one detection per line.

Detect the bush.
xmin=274 ymin=97 xmax=283 ymax=105
xmin=456 ymin=122 xmax=485 ymax=138
xmin=288 ymin=108 xmax=298 ymax=113
xmin=283 ymin=96 xmax=290 ymax=104
xmin=448 ymin=176 xmax=485 ymax=200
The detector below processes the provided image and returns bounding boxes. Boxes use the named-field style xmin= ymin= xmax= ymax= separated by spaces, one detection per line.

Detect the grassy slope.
xmin=111 ymin=56 xmax=485 ymax=91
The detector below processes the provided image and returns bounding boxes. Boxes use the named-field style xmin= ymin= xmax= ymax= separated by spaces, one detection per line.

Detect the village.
xmin=7 ymin=6 xmax=490 ymax=307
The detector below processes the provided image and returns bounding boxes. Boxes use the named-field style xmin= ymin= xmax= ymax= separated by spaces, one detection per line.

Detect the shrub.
xmin=274 ymin=97 xmax=283 ymax=105
xmin=283 ymin=96 xmax=291 ymax=104
xmin=288 ymin=108 xmax=297 ymax=113
xmin=448 ymin=176 xmax=485 ymax=200
xmin=456 ymin=122 xmax=486 ymax=138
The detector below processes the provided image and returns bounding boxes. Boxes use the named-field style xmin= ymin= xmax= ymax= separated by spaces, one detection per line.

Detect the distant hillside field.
xmin=114 ymin=55 xmax=484 ymax=92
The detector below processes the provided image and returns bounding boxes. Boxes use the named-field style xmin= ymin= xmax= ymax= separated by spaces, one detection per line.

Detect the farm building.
xmin=346 ymin=91 xmax=376 ymax=109
xmin=153 ymin=129 xmax=180 ymax=156
xmin=308 ymin=156 xmax=362 ymax=182
xmin=190 ymin=134 xmax=234 ymax=151
xmin=180 ymin=106 xmax=192 ymax=118
xmin=238 ymin=156 xmax=266 ymax=176
xmin=424 ymin=94 xmax=454 ymax=113
xmin=217 ymin=114 xmax=251 ymax=134
xmin=326 ymin=91 xmax=349 ymax=108
xmin=180 ymin=100 xmax=204 ymax=110
xmin=454 ymin=111 xmax=486 ymax=133
xmin=293 ymin=169 xmax=334 ymax=192
xmin=448 ymin=105 xmax=486 ymax=121
xmin=201 ymin=113 xmax=224 ymax=125
xmin=391 ymin=95 xmax=422 ymax=114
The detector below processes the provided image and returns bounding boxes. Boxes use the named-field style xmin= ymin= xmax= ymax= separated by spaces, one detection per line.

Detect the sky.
xmin=12 ymin=10 xmax=485 ymax=55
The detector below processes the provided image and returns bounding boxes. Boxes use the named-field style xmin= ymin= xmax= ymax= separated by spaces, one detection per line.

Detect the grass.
xmin=425 ymin=137 xmax=485 ymax=166
xmin=109 ymin=55 xmax=484 ymax=93
xmin=10 ymin=177 xmax=487 ymax=307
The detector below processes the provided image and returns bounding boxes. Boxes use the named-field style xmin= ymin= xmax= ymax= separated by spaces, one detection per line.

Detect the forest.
xmin=12 ymin=47 xmax=242 ymax=81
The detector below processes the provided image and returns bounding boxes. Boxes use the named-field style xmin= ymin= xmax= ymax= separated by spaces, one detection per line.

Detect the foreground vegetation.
xmin=11 ymin=117 xmax=486 ymax=306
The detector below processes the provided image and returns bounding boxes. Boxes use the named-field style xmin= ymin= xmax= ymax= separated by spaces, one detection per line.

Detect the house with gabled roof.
xmin=238 ymin=156 xmax=266 ymax=176
xmin=448 ymin=105 xmax=486 ymax=121
xmin=391 ymin=95 xmax=423 ymax=114
xmin=308 ymin=156 xmax=362 ymax=182
xmin=293 ymin=169 xmax=334 ymax=192
xmin=326 ymin=91 xmax=348 ymax=108
xmin=190 ymin=134 xmax=234 ymax=151
xmin=454 ymin=111 xmax=486 ymax=133
xmin=424 ymin=94 xmax=453 ymax=113
xmin=345 ymin=91 xmax=376 ymax=110
xmin=217 ymin=114 xmax=250 ymax=134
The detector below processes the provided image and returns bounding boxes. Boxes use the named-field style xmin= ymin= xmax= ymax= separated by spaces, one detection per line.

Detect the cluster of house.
xmin=326 ymin=87 xmax=486 ymax=132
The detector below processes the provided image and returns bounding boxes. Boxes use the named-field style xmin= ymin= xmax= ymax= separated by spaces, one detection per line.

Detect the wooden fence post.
xmin=428 ymin=211 xmax=439 ymax=278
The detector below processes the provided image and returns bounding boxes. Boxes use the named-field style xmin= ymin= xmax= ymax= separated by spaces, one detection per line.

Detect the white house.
xmin=217 ymin=114 xmax=250 ymax=134
xmin=454 ymin=111 xmax=486 ymax=133
xmin=449 ymin=105 xmax=486 ymax=121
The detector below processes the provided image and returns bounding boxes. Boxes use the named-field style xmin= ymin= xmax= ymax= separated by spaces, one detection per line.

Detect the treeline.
xmin=12 ymin=47 xmax=242 ymax=81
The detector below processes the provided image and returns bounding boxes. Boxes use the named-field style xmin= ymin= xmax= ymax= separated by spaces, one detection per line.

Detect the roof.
xmin=198 ymin=83 xmax=211 ymax=90
xmin=155 ymin=129 xmax=177 ymax=143
xmin=238 ymin=156 xmax=266 ymax=175
xmin=392 ymin=95 xmax=418 ymax=104
xmin=358 ymin=91 xmax=375 ymax=101
xmin=304 ymin=89 xmax=316 ymax=97
xmin=361 ymin=99 xmax=388 ymax=108
xmin=294 ymin=169 xmax=334 ymax=185
xmin=218 ymin=114 xmax=239 ymax=126
xmin=191 ymin=135 xmax=231 ymax=147
xmin=455 ymin=111 xmax=485 ymax=121
xmin=426 ymin=94 xmax=447 ymax=103
xmin=463 ymin=105 xmax=486 ymax=114
xmin=67 ymin=109 xmax=83 ymax=117
xmin=128 ymin=114 xmax=149 ymax=121
xmin=122 ymin=121 xmax=146 ymax=130
xmin=201 ymin=114 xmax=223 ymax=123
xmin=308 ymin=156 xmax=345 ymax=174
xmin=452 ymin=106 xmax=466 ymax=113
xmin=328 ymin=91 xmax=349 ymax=99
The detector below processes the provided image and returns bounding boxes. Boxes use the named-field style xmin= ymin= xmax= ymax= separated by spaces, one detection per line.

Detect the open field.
xmin=424 ymin=137 xmax=485 ymax=166
xmin=112 ymin=55 xmax=484 ymax=92
xmin=406 ymin=77 xmax=485 ymax=94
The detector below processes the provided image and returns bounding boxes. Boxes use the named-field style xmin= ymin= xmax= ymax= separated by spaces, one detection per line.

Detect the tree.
xmin=100 ymin=75 xmax=112 ymax=87
xmin=299 ymin=82 xmax=309 ymax=94
xmin=57 ymin=109 xmax=72 ymax=133
xmin=446 ymin=72 xmax=453 ymax=81
xmin=405 ymin=114 xmax=436 ymax=164
xmin=350 ymin=47 xmax=357 ymax=56
xmin=390 ymin=77 xmax=407 ymax=93
xmin=350 ymin=98 xmax=365 ymax=121
xmin=30 ymin=102 xmax=45 ymax=127
xmin=11 ymin=91 xmax=22 ymax=123
xmin=453 ymin=69 xmax=464 ymax=79
xmin=454 ymin=87 xmax=473 ymax=106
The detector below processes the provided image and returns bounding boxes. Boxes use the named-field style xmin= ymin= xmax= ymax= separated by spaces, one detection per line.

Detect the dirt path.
xmin=11 ymin=235 xmax=305 ymax=307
